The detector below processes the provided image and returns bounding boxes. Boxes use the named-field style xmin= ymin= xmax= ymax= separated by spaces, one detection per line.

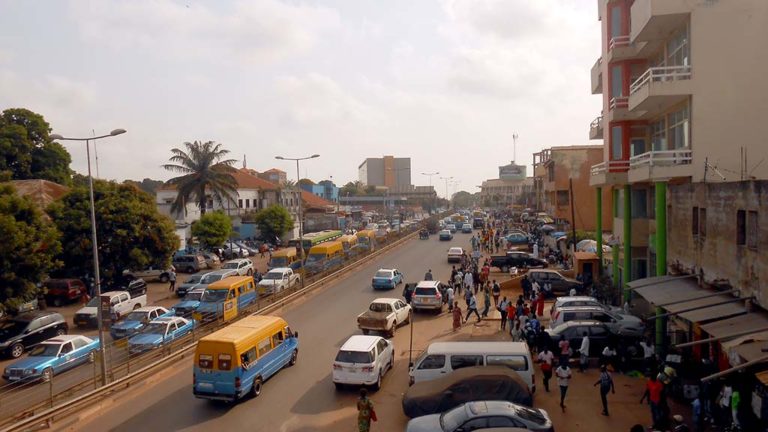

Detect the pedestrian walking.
xmin=601 ymin=344 xmax=618 ymax=371
xmin=538 ymin=347 xmax=555 ymax=392
xmin=498 ymin=297 xmax=508 ymax=331
xmin=81 ymin=290 xmax=90 ymax=307
xmin=481 ymin=288 xmax=491 ymax=318
xmin=491 ymin=280 xmax=501 ymax=306
xmin=168 ymin=269 xmax=177 ymax=292
xmin=691 ymin=396 xmax=703 ymax=432
xmin=424 ymin=269 xmax=433 ymax=281
xmin=465 ymin=294 xmax=481 ymax=323
xmin=454 ymin=271 xmax=463 ymax=296
xmin=510 ymin=320 xmax=522 ymax=342
xmin=640 ymin=339 xmax=656 ymax=373
xmin=594 ymin=365 xmax=615 ymax=416
xmin=555 ymin=362 xmax=572 ymax=411
xmin=578 ymin=332 xmax=590 ymax=372
xmin=463 ymin=271 xmax=473 ymax=293
xmin=452 ymin=302 xmax=462 ymax=332
xmin=640 ymin=374 xmax=665 ymax=429
xmin=717 ymin=382 xmax=732 ymax=427
xmin=464 ymin=287 xmax=472 ymax=307
xmin=506 ymin=301 xmax=515 ymax=334
xmin=558 ymin=335 xmax=571 ymax=367
xmin=356 ymin=388 xmax=376 ymax=432
xmin=731 ymin=387 xmax=741 ymax=428
xmin=446 ymin=286 xmax=455 ymax=311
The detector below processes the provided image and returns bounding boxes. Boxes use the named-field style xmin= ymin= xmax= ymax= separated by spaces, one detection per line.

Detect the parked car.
xmin=110 ymin=277 xmax=148 ymax=297
xmin=402 ymin=366 xmax=532 ymax=418
xmin=172 ymin=288 xmax=205 ymax=317
xmin=545 ymin=320 xmax=638 ymax=357
xmin=257 ymin=267 xmax=300 ymax=295
xmin=2 ymin=335 xmax=100 ymax=382
xmin=222 ymin=244 xmax=249 ymax=259
xmin=446 ymin=224 xmax=457 ymax=233
xmin=44 ymin=279 xmax=87 ymax=307
xmin=193 ymin=269 xmax=239 ymax=292
xmin=74 ymin=291 xmax=147 ymax=327
xmin=221 ymin=258 xmax=254 ymax=276
xmin=127 ymin=316 xmax=195 ymax=354
xmin=439 ymin=230 xmax=454 ymax=241
xmin=357 ymin=298 xmax=411 ymax=337
xmin=371 ymin=268 xmax=404 ymax=290
xmin=549 ymin=296 xmax=622 ymax=317
xmin=549 ymin=306 xmax=645 ymax=337
xmin=411 ymin=281 xmax=445 ymax=313
xmin=447 ymin=247 xmax=464 ymax=263
xmin=505 ymin=232 xmax=529 ymax=246
xmin=0 ymin=312 xmax=68 ymax=358
xmin=527 ymin=269 xmax=583 ymax=296
xmin=234 ymin=241 xmax=258 ymax=256
xmin=489 ymin=252 xmax=547 ymax=273
xmin=200 ymin=252 xmax=221 ymax=268
xmin=172 ymin=254 xmax=208 ymax=274
xmin=405 ymin=401 xmax=554 ymax=432
xmin=122 ymin=266 xmax=174 ymax=283
xmin=175 ymin=271 xmax=212 ymax=297
xmin=461 ymin=223 xmax=473 ymax=233
xmin=109 ymin=306 xmax=175 ymax=340
xmin=333 ymin=335 xmax=394 ymax=390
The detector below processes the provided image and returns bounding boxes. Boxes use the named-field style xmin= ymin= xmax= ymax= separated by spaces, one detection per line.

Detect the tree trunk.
xmin=199 ymin=187 xmax=207 ymax=216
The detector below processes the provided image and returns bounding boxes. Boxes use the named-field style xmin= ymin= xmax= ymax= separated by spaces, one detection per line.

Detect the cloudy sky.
xmin=0 ymin=0 xmax=601 ymax=197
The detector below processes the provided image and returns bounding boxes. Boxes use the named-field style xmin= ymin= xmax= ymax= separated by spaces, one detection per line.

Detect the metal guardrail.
xmin=1 ymin=223 xmax=429 ymax=432
xmin=608 ymin=35 xmax=630 ymax=51
xmin=609 ymin=96 xmax=628 ymax=110
xmin=590 ymin=160 xmax=630 ymax=176
xmin=629 ymin=149 xmax=692 ymax=168
xmin=629 ymin=65 xmax=692 ymax=95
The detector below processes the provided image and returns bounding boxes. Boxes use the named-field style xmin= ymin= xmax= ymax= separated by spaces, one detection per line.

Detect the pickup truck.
xmin=357 ymin=298 xmax=412 ymax=337
xmin=257 ymin=267 xmax=300 ymax=295
xmin=490 ymin=251 xmax=548 ymax=273
xmin=73 ymin=291 xmax=148 ymax=327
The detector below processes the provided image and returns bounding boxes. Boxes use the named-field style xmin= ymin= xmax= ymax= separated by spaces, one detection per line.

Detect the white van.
xmin=408 ymin=341 xmax=535 ymax=393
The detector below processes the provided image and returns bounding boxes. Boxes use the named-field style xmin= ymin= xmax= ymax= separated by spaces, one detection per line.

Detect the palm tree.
xmin=162 ymin=141 xmax=238 ymax=216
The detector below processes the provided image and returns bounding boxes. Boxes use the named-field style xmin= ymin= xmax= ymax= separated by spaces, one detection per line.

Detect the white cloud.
xmin=68 ymin=0 xmax=340 ymax=64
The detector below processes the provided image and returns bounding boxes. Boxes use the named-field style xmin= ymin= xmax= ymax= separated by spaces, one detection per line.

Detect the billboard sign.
xmin=499 ymin=163 xmax=527 ymax=180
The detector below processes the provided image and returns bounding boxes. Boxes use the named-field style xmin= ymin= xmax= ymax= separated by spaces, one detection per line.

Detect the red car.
xmin=44 ymin=279 xmax=87 ymax=307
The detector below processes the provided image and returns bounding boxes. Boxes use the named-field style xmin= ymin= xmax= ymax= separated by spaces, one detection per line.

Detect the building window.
xmin=666 ymin=25 xmax=690 ymax=67
xmin=611 ymin=126 xmax=623 ymax=160
xmin=748 ymin=211 xmax=758 ymax=250
xmin=692 ymin=206 xmax=699 ymax=236
xmin=547 ymin=165 xmax=555 ymax=182
xmin=556 ymin=191 xmax=569 ymax=207
xmin=699 ymin=208 xmax=707 ymax=238
xmin=611 ymin=65 xmax=623 ymax=99
xmin=649 ymin=185 xmax=656 ymax=220
xmin=244 ymin=199 xmax=250 ymax=209
xmin=238 ymin=199 xmax=243 ymax=208
xmin=651 ymin=119 xmax=666 ymax=151
xmin=609 ymin=4 xmax=623 ymax=39
xmin=631 ymin=189 xmax=648 ymax=219
xmin=737 ymin=210 xmax=746 ymax=246
xmin=667 ymin=105 xmax=690 ymax=150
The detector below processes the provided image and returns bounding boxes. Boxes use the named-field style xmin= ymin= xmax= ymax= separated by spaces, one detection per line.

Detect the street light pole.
xmin=421 ymin=172 xmax=439 ymax=215
xmin=275 ymin=154 xmax=320 ymax=288
xmin=440 ymin=176 xmax=453 ymax=210
xmin=49 ymin=129 xmax=126 ymax=387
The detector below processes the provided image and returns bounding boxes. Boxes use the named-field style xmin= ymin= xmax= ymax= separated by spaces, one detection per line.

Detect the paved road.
xmin=68 ymin=234 xmax=471 ymax=432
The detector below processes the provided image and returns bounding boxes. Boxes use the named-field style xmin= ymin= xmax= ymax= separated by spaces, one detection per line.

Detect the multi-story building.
xmin=479 ymin=178 xmax=533 ymax=208
xmin=532 ymin=146 xmax=612 ymax=232
xmin=590 ymin=0 xmax=768 ymax=369
xmin=258 ymin=168 xmax=287 ymax=186
xmin=358 ymin=156 xmax=411 ymax=188
xmin=300 ymin=180 xmax=340 ymax=203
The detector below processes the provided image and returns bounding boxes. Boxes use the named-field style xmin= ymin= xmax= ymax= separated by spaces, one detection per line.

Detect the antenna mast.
xmin=512 ymin=133 xmax=519 ymax=163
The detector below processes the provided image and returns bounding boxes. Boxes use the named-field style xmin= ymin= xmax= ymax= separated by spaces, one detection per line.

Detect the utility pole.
xmin=569 ymin=178 xmax=577 ymax=254
xmin=512 ymin=133 xmax=518 ymax=163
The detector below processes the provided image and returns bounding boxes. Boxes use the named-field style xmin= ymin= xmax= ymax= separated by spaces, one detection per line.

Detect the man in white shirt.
xmin=555 ymin=362 xmax=572 ymax=411
xmin=640 ymin=339 xmax=656 ymax=373
xmin=569 ymin=287 xmax=577 ymax=297
xmin=578 ymin=332 xmax=590 ymax=372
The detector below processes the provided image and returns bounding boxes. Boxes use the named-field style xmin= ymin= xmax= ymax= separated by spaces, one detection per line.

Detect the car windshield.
xmin=200 ymin=274 xmax=223 ymax=284
xmin=143 ymin=323 xmax=168 ymax=334
xmin=414 ymin=287 xmax=436 ymax=296
xmin=515 ymin=406 xmax=547 ymax=424
xmin=305 ymin=254 xmax=324 ymax=264
xmin=201 ymin=289 xmax=228 ymax=302
xmin=440 ymin=405 xmax=469 ymax=431
xmin=335 ymin=350 xmax=373 ymax=363
xmin=125 ymin=311 xmax=149 ymax=322
xmin=449 ymin=248 xmax=462 ymax=254
xmin=0 ymin=321 xmax=26 ymax=338
xmin=184 ymin=275 xmax=204 ymax=284
xmin=369 ymin=302 xmax=390 ymax=312
xmin=185 ymin=291 xmax=204 ymax=301
xmin=374 ymin=271 xmax=392 ymax=278
xmin=222 ymin=262 xmax=239 ymax=269
xmin=270 ymin=257 xmax=287 ymax=266
xmin=86 ymin=297 xmax=101 ymax=307
xmin=262 ymin=272 xmax=283 ymax=280
xmin=28 ymin=343 xmax=61 ymax=357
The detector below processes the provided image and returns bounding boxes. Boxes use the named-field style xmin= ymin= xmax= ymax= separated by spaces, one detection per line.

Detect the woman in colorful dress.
xmin=357 ymin=388 xmax=375 ymax=432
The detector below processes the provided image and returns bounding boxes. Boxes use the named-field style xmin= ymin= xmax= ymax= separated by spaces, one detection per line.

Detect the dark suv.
xmin=109 ymin=277 xmax=147 ymax=297
xmin=44 ymin=279 xmax=88 ymax=307
xmin=527 ymin=269 xmax=583 ymax=296
xmin=0 ymin=312 xmax=69 ymax=358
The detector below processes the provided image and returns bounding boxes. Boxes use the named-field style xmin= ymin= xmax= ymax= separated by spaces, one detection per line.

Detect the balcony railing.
xmin=630 ymin=65 xmax=692 ymax=95
xmin=609 ymin=96 xmax=628 ymax=110
xmin=608 ymin=35 xmax=630 ymax=51
xmin=591 ymin=160 xmax=630 ymax=176
xmin=590 ymin=116 xmax=603 ymax=130
xmin=629 ymin=149 xmax=692 ymax=168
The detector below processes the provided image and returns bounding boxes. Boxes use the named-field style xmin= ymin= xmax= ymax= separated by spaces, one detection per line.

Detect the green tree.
xmin=0 ymin=184 xmax=61 ymax=312
xmin=48 ymin=181 xmax=179 ymax=285
xmin=162 ymin=141 xmax=238 ymax=216
xmin=252 ymin=205 xmax=294 ymax=243
xmin=340 ymin=181 xmax=360 ymax=197
xmin=123 ymin=178 xmax=165 ymax=196
xmin=297 ymin=178 xmax=315 ymax=187
xmin=0 ymin=108 xmax=73 ymax=185
xmin=191 ymin=211 xmax=231 ymax=248
xmin=452 ymin=190 xmax=474 ymax=208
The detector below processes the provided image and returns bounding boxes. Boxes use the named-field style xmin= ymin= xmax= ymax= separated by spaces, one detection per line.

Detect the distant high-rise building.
xmin=358 ymin=156 xmax=411 ymax=188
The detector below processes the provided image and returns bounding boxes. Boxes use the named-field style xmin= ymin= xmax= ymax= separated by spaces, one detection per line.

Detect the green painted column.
xmin=655 ymin=181 xmax=668 ymax=355
xmin=622 ymin=185 xmax=632 ymax=302
xmin=596 ymin=187 xmax=603 ymax=269
xmin=612 ymin=189 xmax=620 ymax=290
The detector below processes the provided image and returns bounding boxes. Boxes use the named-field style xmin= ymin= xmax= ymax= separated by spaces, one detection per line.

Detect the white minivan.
xmin=408 ymin=341 xmax=535 ymax=393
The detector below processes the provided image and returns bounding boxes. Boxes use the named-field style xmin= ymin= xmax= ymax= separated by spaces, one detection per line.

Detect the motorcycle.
xmin=419 ymin=229 xmax=429 ymax=240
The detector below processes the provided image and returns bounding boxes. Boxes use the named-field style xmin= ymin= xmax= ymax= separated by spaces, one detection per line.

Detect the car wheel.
xmin=404 ymin=313 xmax=410 ymax=325
xmin=372 ymin=371 xmax=382 ymax=390
xmin=133 ymin=304 xmax=141 ymax=310
xmin=250 ymin=377 xmax=263 ymax=398
xmin=388 ymin=356 xmax=394 ymax=373
xmin=289 ymin=349 xmax=298 ymax=366
xmin=361 ymin=329 xmax=370 ymax=335
xmin=41 ymin=367 xmax=53 ymax=383
xmin=159 ymin=274 xmax=169 ymax=283
xmin=9 ymin=343 xmax=23 ymax=358
xmin=187 ymin=267 xmax=195 ymax=274
xmin=387 ymin=321 xmax=397 ymax=338
xmin=334 ymin=382 xmax=343 ymax=391
xmin=55 ymin=328 xmax=66 ymax=336
xmin=53 ymin=297 xmax=63 ymax=308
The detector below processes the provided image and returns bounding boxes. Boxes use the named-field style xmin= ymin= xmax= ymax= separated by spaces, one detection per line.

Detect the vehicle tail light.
xmin=436 ymin=292 xmax=442 ymax=300
xmin=362 ymin=366 xmax=374 ymax=373
xmin=553 ymin=311 xmax=560 ymax=321
xmin=234 ymin=377 xmax=241 ymax=388
xmin=333 ymin=363 xmax=342 ymax=370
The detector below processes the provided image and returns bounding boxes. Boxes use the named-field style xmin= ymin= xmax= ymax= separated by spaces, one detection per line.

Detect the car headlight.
xmin=24 ymin=369 xmax=35 ymax=375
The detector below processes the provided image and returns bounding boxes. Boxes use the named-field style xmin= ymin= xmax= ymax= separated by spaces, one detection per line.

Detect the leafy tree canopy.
xmin=452 ymin=190 xmax=474 ymax=208
xmin=0 ymin=108 xmax=73 ymax=185
xmin=340 ymin=182 xmax=360 ymax=196
xmin=124 ymin=178 xmax=165 ymax=196
xmin=48 ymin=181 xmax=179 ymax=285
xmin=252 ymin=205 xmax=294 ymax=243
xmin=297 ymin=178 xmax=315 ymax=187
xmin=191 ymin=211 xmax=231 ymax=249
xmin=0 ymin=184 xmax=62 ymax=312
